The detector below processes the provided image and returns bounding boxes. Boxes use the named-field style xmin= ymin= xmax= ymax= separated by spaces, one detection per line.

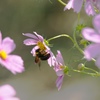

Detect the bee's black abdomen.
xmin=40 ymin=53 xmax=51 ymax=60
xmin=35 ymin=48 xmax=51 ymax=61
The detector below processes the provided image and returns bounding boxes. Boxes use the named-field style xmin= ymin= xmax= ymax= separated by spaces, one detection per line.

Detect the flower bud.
xmin=78 ymin=63 xmax=85 ymax=71
xmin=64 ymin=66 xmax=69 ymax=74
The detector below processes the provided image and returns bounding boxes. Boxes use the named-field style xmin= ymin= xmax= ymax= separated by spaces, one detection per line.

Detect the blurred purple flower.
xmin=82 ymin=14 xmax=100 ymax=68
xmin=0 ymin=32 xmax=24 ymax=74
xmin=53 ymin=50 xmax=66 ymax=90
xmin=64 ymin=0 xmax=100 ymax=16
xmin=0 ymin=84 xmax=20 ymax=100
xmin=23 ymin=32 xmax=55 ymax=66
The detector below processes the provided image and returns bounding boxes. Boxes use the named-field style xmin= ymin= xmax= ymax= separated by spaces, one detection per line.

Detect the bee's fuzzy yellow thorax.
xmin=37 ymin=41 xmax=46 ymax=50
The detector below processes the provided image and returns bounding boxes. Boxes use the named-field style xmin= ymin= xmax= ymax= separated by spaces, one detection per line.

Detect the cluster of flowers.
xmin=0 ymin=32 xmax=24 ymax=100
xmin=0 ymin=0 xmax=100 ymax=99
xmin=22 ymin=11 xmax=100 ymax=89
xmin=82 ymin=14 xmax=100 ymax=68
xmin=0 ymin=31 xmax=67 ymax=100
xmin=64 ymin=0 xmax=100 ymax=16
xmin=23 ymin=32 xmax=68 ymax=90
xmin=64 ymin=0 xmax=100 ymax=68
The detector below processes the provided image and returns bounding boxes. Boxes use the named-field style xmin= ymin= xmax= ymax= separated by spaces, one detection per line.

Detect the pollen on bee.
xmin=37 ymin=41 xmax=46 ymax=50
xmin=0 ymin=50 xmax=7 ymax=60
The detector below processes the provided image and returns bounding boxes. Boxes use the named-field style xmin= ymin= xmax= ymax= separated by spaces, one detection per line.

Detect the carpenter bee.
xmin=35 ymin=48 xmax=51 ymax=67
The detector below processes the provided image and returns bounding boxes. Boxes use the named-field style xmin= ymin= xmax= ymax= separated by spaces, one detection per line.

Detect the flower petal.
xmin=0 ymin=84 xmax=16 ymax=97
xmin=23 ymin=32 xmax=44 ymax=42
xmin=56 ymin=50 xmax=65 ymax=66
xmin=22 ymin=33 xmax=38 ymax=41
xmin=64 ymin=0 xmax=73 ymax=10
xmin=93 ymin=14 xmax=100 ymax=33
xmin=56 ymin=75 xmax=64 ymax=91
xmin=47 ymin=52 xmax=56 ymax=67
xmin=85 ymin=1 xmax=96 ymax=16
xmin=56 ymin=70 xmax=64 ymax=76
xmin=23 ymin=39 xmax=37 ymax=46
xmin=96 ymin=0 xmax=100 ymax=10
xmin=84 ymin=43 xmax=100 ymax=60
xmin=72 ymin=0 xmax=83 ymax=13
xmin=3 ymin=97 xmax=20 ymax=100
xmin=1 ymin=37 xmax=16 ymax=54
xmin=0 ymin=55 xmax=24 ymax=74
xmin=33 ymin=32 xmax=44 ymax=42
xmin=95 ymin=56 xmax=100 ymax=68
xmin=0 ymin=31 xmax=2 ymax=45
xmin=82 ymin=27 xmax=100 ymax=43
xmin=64 ymin=0 xmax=83 ymax=13
xmin=31 ymin=46 xmax=39 ymax=56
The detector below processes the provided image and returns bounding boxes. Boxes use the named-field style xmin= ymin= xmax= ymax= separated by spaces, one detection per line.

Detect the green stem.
xmin=84 ymin=67 xmax=98 ymax=74
xmin=77 ymin=13 xmax=80 ymax=24
xmin=47 ymin=34 xmax=74 ymax=44
xmin=57 ymin=0 xmax=66 ymax=6
xmin=72 ymin=69 xmax=100 ymax=77
xmin=73 ymin=29 xmax=83 ymax=54
xmin=47 ymin=33 xmax=84 ymax=55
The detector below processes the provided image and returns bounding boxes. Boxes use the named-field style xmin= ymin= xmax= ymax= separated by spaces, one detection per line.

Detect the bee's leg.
xmin=38 ymin=61 xmax=41 ymax=70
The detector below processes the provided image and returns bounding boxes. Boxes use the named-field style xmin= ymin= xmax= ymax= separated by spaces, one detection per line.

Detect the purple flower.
xmin=64 ymin=0 xmax=100 ymax=16
xmin=82 ymin=14 xmax=100 ymax=68
xmin=56 ymin=75 xmax=64 ymax=91
xmin=0 ymin=84 xmax=20 ymax=100
xmin=53 ymin=50 xmax=66 ymax=90
xmin=23 ymin=32 xmax=44 ymax=46
xmin=23 ymin=32 xmax=55 ymax=66
xmin=0 ymin=32 xmax=24 ymax=74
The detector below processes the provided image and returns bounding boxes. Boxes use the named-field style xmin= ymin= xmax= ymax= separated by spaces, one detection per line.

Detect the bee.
xmin=35 ymin=48 xmax=51 ymax=67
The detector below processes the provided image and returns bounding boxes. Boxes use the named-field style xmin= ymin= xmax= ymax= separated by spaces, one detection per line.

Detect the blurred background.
xmin=0 ymin=0 xmax=100 ymax=100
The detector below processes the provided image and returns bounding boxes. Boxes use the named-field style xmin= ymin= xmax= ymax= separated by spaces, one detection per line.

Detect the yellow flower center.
xmin=37 ymin=41 xmax=46 ymax=50
xmin=60 ymin=66 xmax=64 ymax=69
xmin=0 ymin=50 xmax=7 ymax=60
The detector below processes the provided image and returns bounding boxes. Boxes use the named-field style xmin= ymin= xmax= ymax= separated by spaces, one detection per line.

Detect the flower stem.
xmin=57 ymin=0 xmax=66 ymax=6
xmin=77 ymin=13 xmax=80 ymax=24
xmin=47 ymin=32 xmax=84 ymax=55
xmin=72 ymin=69 xmax=100 ymax=77
xmin=73 ymin=29 xmax=83 ymax=54
xmin=47 ymin=34 xmax=74 ymax=44
xmin=84 ymin=66 xmax=98 ymax=74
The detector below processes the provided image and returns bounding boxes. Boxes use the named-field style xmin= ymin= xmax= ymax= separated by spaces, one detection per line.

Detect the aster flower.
xmin=0 ymin=32 xmax=24 ymax=74
xmin=53 ymin=50 xmax=68 ymax=90
xmin=64 ymin=0 xmax=100 ymax=16
xmin=23 ymin=32 xmax=55 ymax=67
xmin=82 ymin=14 xmax=100 ymax=68
xmin=0 ymin=84 xmax=19 ymax=100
